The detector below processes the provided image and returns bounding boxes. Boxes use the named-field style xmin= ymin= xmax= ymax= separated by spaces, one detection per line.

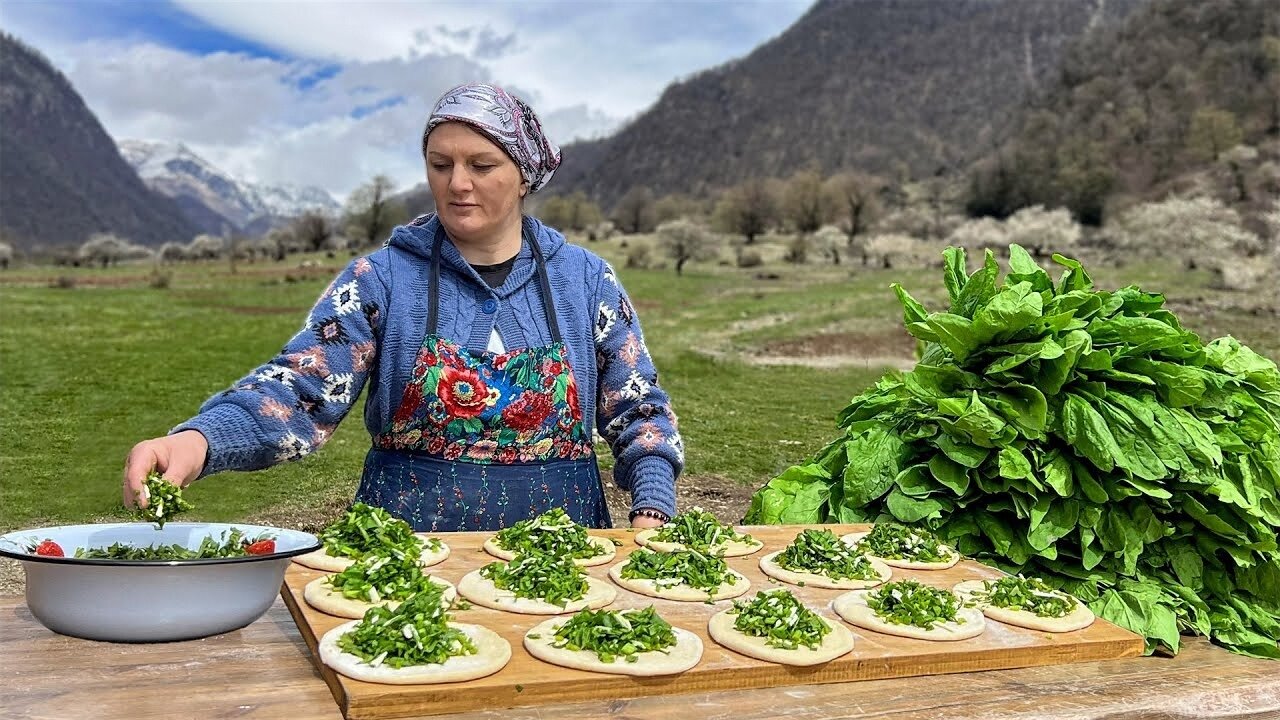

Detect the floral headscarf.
xmin=424 ymin=83 xmax=562 ymax=193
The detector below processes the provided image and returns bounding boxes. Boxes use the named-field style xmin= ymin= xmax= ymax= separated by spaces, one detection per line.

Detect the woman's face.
xmin=425 ymin=122 xmax=526 ymax=245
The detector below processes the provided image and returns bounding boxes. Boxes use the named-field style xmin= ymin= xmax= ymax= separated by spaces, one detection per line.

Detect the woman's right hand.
xmin=122 ymin=430 xmax=209 ymax=509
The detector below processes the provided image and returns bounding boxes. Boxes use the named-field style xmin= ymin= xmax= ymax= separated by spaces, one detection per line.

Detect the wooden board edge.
xmin=280 ymin=581 xmax=353 ymax=720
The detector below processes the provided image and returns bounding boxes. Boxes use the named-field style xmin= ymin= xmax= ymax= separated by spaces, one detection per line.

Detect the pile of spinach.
xmin=747 ymin=245 xmax=1280 ymax=658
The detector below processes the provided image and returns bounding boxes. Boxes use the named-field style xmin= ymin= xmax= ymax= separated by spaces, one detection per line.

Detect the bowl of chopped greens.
xmin=0 ymin=521 xmax=320 ymax=643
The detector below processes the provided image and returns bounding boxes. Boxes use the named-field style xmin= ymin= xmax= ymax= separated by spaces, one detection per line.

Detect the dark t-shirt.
xmin=470 ymin=255 xmax=518 ymax=288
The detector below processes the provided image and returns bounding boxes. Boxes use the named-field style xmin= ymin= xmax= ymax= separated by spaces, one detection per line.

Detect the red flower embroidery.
xmin=437 ymin=365 xmax=492 ymax=419
xmin=392 ymin=383 xmax=423 ymax=426
xmin=566 ymin=376 xmax=582 ymax=422
xmin=426 ymin=435 xmax=446 ymax=455
xmin=424 ymin=353 xmax=438 ymax=367
xmin=497 ymin=447 xmax=518 ymax=463
xmin=443 ymin=442 xmax=465 ymax=460
xmin=501 ymin=391 xmax=554 ymax=432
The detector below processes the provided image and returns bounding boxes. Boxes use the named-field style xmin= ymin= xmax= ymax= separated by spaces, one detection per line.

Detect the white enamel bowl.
xmin=0 ymin=522 xmax=320 ymax=643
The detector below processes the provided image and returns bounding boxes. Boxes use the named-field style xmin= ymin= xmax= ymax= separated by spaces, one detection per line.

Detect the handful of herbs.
xmin=621 ymin=548 xmax=734 ymax=592
xmin=777 ymin=529 xmax=880 ymax=580
xmin=977 ymin=576 xmax=1077 ymax=618
xmin=494 ymin=508 xmax=604 ymax=560
xmin=327 ymin=549 xmax=446 ymax=604
xmin=549 ymin=606 xmax=677 ymax=663
xmin=321 ymin=503 xmax=429 ymax=561
xmin=337 ymin=590 xmax=475 ymax=669
xmin=480 ymin=552 xmax=589 ymax=606
xmin=135 ymin=471 xmax=193 ymax=529
xmin=859 ymin=523 xmax=953 ymax=563
xmin=866 ymin=581 xmax=964 ymax=630
xmin=651 ymin=507 xmax=755 ymax=549
xmin=728 ymin=589 xmax=830 ymax=650
xmin=75 ymin=527 xmax=272 ymax=560
xmin=747 ymin=245 xmax=1280 ymax=657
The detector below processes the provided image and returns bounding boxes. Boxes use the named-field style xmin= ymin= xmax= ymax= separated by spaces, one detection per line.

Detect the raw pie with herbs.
xmin=953 ymin=576 xmax=1095 ymax=632
xmin=483 ymin=508 xmax=615 ymax=566
xmin=842 ymin=523 xmax=959 ymax=570
xmin=524 ymin=606 xmax=703 ymax=676
xmin=319 ymin=589 xmax=510 ymax=685
xmin=293 ymin=503 xmax=448 ymax=572
xmin=708 ymin=589 xmax=853 ymax=666
xmin=834 ymin=580 xmax=985 ymax=641
xmin=609 ymin=548 xmax=751 ymax=602
xmin=304 ymin=548 xmax=457 ymax=619
xmin=759 ymin=528 xmax=892 ymax=590
xmin=634 ymin=507 xmax=764 ymax=557
xmin=458 ymin=551 xmax=616 ymax=614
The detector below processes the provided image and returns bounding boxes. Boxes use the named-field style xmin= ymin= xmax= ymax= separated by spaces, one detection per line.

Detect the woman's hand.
xmin=122 ymin=430 xmax=208 ymax=508
xmin=630 ymin=514 xmax=667 ymax=530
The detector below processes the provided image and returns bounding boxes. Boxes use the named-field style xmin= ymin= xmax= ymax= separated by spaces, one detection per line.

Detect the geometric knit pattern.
xmin=173 ymin=214 xmax=682 ymax=517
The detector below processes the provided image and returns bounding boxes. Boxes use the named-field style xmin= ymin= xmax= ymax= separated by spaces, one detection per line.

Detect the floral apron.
xmin=357 ymin=228 xmax=611 ymax=531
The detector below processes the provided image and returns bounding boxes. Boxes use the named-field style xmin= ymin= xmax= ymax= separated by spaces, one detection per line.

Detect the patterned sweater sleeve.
xmin=593 ymin=263 xmax=684 ymax=517
xmin=172 ymin=257 xmax=385 ymax=478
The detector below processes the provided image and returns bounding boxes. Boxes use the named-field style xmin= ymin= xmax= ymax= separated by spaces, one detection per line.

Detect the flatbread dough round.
xmin=832 ymin=589 xmax=985 ymax=641
xmin=457 ymin=569 xmax=616 ymax=614
xmin=607 ymin=560 xmax=751 ymax=602
xmin=523 ymin=617 xmax=703 ymax=676
xmin=292 ymin=538 xmax=451 ymax=572
xmin=757 ymin=550 xmax=892 ymax=590
xmin=320 ymin=620 xmax=510 ymax=684
xmin=841 ymin=531 xmax=960 ymax=570
xmin=304 ymin=576 xmax=457 ymax=619
xmin=482 ymin=535 xmax=615 ymax=567
xmin=952 ymin=580 xmax=1096 ymax=633
xmin=634 ymin=528 xmax=764 ymax=557
xmin=707 ymin=609 xmax=853 ymax=666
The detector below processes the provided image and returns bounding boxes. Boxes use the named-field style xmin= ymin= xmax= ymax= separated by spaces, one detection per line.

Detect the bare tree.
xmin=345 ymin=175 xmax=406 ymax=248
xmin=783 ymin=169 xmax=829 ymax=235
xmin=0 ymin=240 xmax=12 ymax=270
xmin=656 ymin=219 xmax=718 ymax=275
xmin=186 ymin=234 xmax=226 ymax=261
xmin=612 ymin=186 xmax=656 ymax=234
xmin=293 ymin=211 xmax=335 ymax=253
xmin=713 ymin=179 xmax=777 ymax=245
xmin=79 ymin=233 xmax=137 ymax=267
xmin=825 ymin=172 xmax=883 ymax=247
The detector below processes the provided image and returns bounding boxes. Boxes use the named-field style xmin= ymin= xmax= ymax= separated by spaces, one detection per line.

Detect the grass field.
xmin=2 ymin=236 xmax=1278 ymax=543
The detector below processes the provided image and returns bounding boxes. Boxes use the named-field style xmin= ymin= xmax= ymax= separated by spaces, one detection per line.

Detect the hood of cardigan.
xmin=386 ymin=213 xmax=567 ymax=281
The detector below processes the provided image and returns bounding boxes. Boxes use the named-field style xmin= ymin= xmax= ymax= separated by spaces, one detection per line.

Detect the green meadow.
xmin=2 ymin=238 xmax=1277 ymax=534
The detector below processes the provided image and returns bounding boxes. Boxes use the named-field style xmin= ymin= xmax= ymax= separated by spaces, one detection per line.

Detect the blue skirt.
xmin=356 ymin=449 xmax=613 ymax=531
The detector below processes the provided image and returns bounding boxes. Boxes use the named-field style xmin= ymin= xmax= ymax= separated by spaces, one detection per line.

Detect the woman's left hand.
xmin=630 ymin=515 xmax=666 ymax=529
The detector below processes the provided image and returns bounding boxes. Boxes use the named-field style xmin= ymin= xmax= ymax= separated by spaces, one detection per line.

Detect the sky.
xmin=0 ymin=0 xmax=812 ymax=201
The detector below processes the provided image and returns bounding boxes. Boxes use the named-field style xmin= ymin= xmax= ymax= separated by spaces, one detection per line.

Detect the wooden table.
xmin=3 ymin=596 xmax=1279 ymax=719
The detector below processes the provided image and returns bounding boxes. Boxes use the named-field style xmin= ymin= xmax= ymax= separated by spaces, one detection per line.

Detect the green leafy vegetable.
xmin=866 ymin=580 xmax=964 ymax=629
xmin=480 ymin=552 xmax=589 ymax=606
xmin=746 ymin=245 xmax=1280 ymax=658
xmin=74 ymin=528 xmax=273 ymax=560
xmin=620 ymin=548 xmax=735 ymax=592
xmin=493 ymin=508 xmax=605 ymax=560
xmin=549 ymin=606 xmax=677 ymax=663
xmin=135 ymin=471 xmax=193 ymax=529
xmin=858 ymin=523 xmax=954 ymax=564
xmin=651 ymin=506 xmax=755 ymax=549
xmin=777 ymin=529 xmax=881 ymax=580
xmin=728 ymin=589 xmax=831 ymax=650
xmin=337 ymin=589 xmax=475 ymax=669
xmin=320 ymin=503 xmax=431 ymax=561
xmin=326 ymin=548 xmax=447 ymax=604
xmin=976 ymin=576 xmax=1077 ymax=618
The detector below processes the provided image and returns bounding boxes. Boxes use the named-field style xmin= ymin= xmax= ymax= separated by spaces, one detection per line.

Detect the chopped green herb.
xmin=651 ymin=507 xmax=754 ymax=550
xmin=550 ymin=606 xmax=677 ymax=663
xmin=337 ymin=591 xmax=476 ymax=669
xmin=326 ymin=549 xmax=448 ymax=604
xmin=480 ymin=552 xmax=589 ymax=606
xmin=977 ymin=576 xmax=1077 ymax=618
xmin=728 ymin=589 xmax=830 ymax=650
xmin=620 ymin=548 xmax=734 ymax=592
xmin=777 ymin=529 xmax=881 ymax=580
xmin=515 ymin=684 xmax=524 ymax=693
xmin=135 ymin=471 xmax=193 ymax=529
xmin=74 ymin=527 xmax=273 ymax=560
xmin=494 ymin=508 xmax=605 ymax=560
xmin=866 ymin=580 xmax=964 ymax=629
xmin=319 ymin=503 xmax=428 ymax=561
xmin=859 ymin=524 xmax=952 ymax=564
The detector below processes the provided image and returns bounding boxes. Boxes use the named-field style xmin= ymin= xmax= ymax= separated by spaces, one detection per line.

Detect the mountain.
xmin=119 ymin=140 xmax=339 ymax=237
xmin=0 ymin=33 xmax=198 ymax=250
xmin=553 ymin=0 xmax=1142 ymax=207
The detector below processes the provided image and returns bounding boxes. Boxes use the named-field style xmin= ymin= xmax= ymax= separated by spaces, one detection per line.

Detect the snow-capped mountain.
xmin=118 ymin=140 xmax=339 ymax=236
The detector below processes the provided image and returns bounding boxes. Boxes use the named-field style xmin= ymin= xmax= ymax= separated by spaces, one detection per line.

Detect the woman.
xmin=122 ymin=83 xmax=682 ymax=531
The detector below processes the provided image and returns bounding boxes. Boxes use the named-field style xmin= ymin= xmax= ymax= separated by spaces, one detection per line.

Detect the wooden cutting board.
xmin=281 ymin=524 xmax=1145 ymax=720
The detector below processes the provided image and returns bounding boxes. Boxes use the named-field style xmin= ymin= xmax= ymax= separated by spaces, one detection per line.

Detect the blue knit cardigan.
xmin=174 ymin=214 xmax=682 ymax=517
